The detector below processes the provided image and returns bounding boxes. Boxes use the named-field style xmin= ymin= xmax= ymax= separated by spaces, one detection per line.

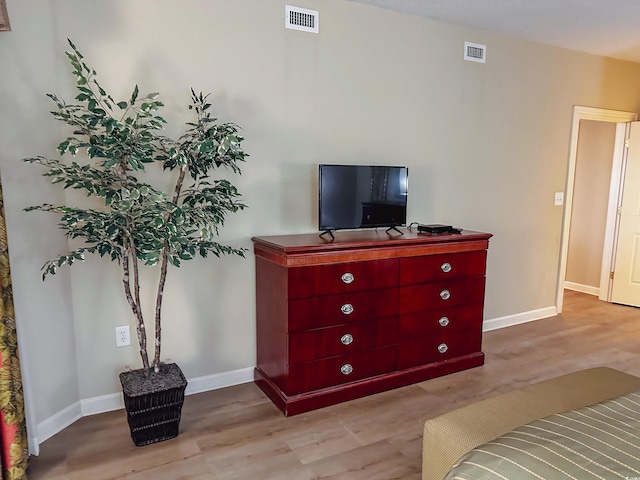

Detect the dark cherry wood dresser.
xmin=252 ymin=228 xmax=492 ymax=415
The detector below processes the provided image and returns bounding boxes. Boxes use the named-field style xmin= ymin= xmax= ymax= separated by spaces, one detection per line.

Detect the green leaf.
xmin=130 ymin=85 xmax=139 ymax=105
xmin=178 ymin=250 xmax=194 ymax=260
xmin=141 ymin=251 xmax=159 ymax=266
xmin=57 ymin=140 xmax=70 ymax=155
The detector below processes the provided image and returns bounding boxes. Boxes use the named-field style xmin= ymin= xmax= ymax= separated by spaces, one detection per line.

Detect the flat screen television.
xmin=318 ymin=164 xmax=408 ymax=235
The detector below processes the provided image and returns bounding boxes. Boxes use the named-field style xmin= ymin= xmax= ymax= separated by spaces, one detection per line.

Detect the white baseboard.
xmin=28 ymin=438 xmax=39 ymax=457
xmin=564 ymin=281 xmax=599 ymax=296
xmin=80 ymin=392 xmax=124 ymax=416
xmin=483 ymin=306 xmax=558 ymax=332
xmin=185 ymin=366 xmax=254 ymax=395
xmin=33 ymin=366 xmax=255 ymax=452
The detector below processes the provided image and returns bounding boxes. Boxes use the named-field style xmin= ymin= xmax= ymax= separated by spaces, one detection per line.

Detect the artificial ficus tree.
xmin=24 ymin=40 xmax=248 ymax=372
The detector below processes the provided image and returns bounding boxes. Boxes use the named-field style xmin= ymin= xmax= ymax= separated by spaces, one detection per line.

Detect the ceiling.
xmin=346 ymin=0 xmax=640 ymax=64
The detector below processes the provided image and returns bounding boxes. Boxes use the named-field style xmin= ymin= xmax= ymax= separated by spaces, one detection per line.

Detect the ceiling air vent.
xmin=285 ymin=5 xmax=319 ymax=33
xmin=464 ymin=42 xmax=486 ymax=63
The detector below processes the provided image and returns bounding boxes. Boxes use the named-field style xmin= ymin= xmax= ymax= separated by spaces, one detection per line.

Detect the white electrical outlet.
xmin=115 ymin=326 xmax=131 ymax=347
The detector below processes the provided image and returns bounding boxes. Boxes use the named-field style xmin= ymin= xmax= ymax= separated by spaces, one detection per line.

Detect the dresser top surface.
xmin=252 ymin=228 xmax=492 ymax=255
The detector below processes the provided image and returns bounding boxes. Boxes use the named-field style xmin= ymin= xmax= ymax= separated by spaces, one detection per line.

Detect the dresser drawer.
xmin=399 ymin=277 xmax=485 ymax=314
xmin=289 ymin=287 xmax=398 ymax=332
xmin=398 ymin=332 xmax=482 ymax=369
xmin=287 ymin=346 xmax=398 ymax=395
xmin=399 ymin=303 xmax=483 ymax=341
xmin=289 ymin=316 xmax=398 ymax=364
xmin=288 ymin=258 xmax=399 ymax=299
xmin=400 ymin=251 xmax=487 ymax=286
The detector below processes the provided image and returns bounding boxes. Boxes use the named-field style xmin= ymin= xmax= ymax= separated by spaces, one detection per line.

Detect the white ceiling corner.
xmin=344 ymin=0 xmax=640 ymax=64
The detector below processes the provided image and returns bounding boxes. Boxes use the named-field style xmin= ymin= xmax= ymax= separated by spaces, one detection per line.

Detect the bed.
xmin=422 ymin=367 xmax=640 ymax=480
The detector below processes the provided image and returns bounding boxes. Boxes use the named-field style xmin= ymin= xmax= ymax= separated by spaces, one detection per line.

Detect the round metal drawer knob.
xmin=438 ymin=316 xmax=450 ymax=327
xmin=441 ymin=262 xmax=452 ymax=273
xmin=341 ymin=303 xmax=354 ymax=315
xmin=440 ymin=289 xmax=451 ymax=300
xmin=341 ymin=363 xmax=354 ymax=375
xmin=437 ymin=343 xmax=448 ymax=354
xmin=341 ymin=333 xmax=354 ymax=345
xmin=341 ymin=272 xmax=355 ymax=284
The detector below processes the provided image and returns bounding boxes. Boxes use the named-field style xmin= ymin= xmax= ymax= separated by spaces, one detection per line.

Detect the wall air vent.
xmin=464 ymin=42 xmax=486 ymax=63
xmin=285 ymin=5 xmax=319 ymax=33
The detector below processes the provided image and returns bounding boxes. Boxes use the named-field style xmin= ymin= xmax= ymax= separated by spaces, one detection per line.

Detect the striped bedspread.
xmin=444 ymin=391 xmax=640 ymax=479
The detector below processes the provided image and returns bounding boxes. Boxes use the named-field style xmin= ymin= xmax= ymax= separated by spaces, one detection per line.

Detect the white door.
xmin=611 ymin=121 xmax=640 ymax=306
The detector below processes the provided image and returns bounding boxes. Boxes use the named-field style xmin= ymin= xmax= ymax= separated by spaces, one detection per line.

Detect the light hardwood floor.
xmin=27 ymin=290 xmax=640 ymax=479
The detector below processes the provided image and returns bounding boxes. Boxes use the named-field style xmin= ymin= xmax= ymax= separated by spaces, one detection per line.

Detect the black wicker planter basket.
xmin=119 ymin=362 xmax=188 ymax=446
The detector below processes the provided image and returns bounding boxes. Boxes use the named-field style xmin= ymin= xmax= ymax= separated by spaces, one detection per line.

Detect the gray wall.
xmin=2 ymin=0 xmax=640 ymax=441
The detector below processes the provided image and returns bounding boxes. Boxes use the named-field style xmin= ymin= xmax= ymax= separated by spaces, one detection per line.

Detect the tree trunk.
xmin=152 ymin=164 xmax=187 ymax=371
xmin=123 ymin=241 xmax=149 ymax=370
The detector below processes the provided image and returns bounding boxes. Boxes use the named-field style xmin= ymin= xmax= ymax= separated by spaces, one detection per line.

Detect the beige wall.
xmin=2 ymin=0 xmax=640 ymax=442
xmin=566 ymin=120 xmax=617 ymax=289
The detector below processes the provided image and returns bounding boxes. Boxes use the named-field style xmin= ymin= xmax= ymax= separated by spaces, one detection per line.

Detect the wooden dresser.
xmin=252 ymin=228 xmax=492 ymax=415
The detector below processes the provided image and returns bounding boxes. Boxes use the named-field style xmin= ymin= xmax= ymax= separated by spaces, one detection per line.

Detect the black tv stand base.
xmin=320 ymin=227 xmax=404 ymax=240
xmin=319 ymin=229 xmax=335 ymax=240
xmin=386 ymin=226 xmax=404 ymax=235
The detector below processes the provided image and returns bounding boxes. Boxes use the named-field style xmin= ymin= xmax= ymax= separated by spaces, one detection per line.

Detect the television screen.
xmin=319 ymin=164 xmax=408 ymax=232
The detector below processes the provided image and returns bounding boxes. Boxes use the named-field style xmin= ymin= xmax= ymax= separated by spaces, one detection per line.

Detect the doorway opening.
xmin=556 ymin=106 xmax=637 ymax=313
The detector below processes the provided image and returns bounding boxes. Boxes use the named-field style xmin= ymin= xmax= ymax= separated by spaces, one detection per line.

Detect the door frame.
xmin=556 ymin=106 xmax=637 ymax=313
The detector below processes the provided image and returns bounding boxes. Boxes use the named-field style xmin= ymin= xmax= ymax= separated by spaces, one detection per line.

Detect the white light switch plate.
xmin=554 ymin=192 xmax=564 ymax=206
